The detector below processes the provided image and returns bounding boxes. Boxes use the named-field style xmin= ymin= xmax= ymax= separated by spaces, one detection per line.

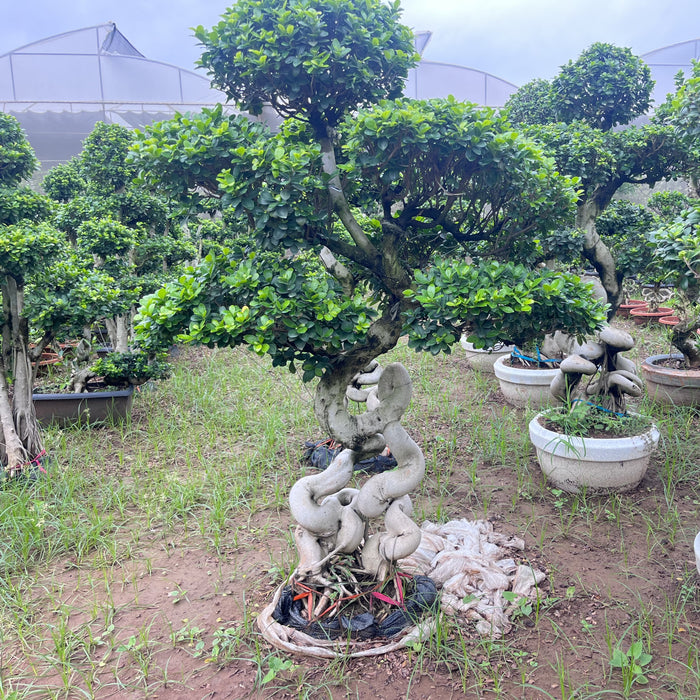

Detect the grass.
xmin=0 ymin=329 xmax=698 ymax=698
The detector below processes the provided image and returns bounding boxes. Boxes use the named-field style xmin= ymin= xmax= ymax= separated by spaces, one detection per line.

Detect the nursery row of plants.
xmin=0 ymin=0 xmax=699 ymax=695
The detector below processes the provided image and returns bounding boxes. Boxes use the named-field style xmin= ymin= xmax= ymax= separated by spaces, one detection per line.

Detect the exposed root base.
xmin=256 ymin=583 xmax=436 ymax=658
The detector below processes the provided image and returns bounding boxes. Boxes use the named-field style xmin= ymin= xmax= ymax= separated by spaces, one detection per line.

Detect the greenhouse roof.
xmin=642 ymin=39 xmax=700 ymax=106
xmin=0 ymin=23 xmax=237 ymax=169
xmin=0 ymin=23 xmax=521 ymax=169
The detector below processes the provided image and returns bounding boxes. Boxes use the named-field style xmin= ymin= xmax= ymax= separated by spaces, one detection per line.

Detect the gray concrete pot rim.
xmin=33 ymin=386 xmax=134 ymax=399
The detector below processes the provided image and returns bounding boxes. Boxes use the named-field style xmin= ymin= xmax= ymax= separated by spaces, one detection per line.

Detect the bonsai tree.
xmin=657 ymin=59 xmax=700 ymax=198
xmin=131 ymin=0 xmax=606 ymax=596
xmin=647 ymin=205 xmax=700 ymax=367
xmin=550 ymin=327 xmax=644 ymax=418
xmin=86 ymin=351 xmax=171 ymax=390
xmin=504 ymin=43 xmax=690 ymax=315
xmin=46 ymin=123 xmax=196 ymax=353
xmin=0 ymin=114 xmax=122 ymax=475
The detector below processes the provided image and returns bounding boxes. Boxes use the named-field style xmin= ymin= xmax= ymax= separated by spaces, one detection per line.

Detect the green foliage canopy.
xmin=133 ymin=0 xmax=607 ymax=387
xmin=194 ymin=0 xmax=417 ymax=130
xmin=0 ymin=113 xmax=37 ymax=187
xmin=551 ymin=42 xmax=653 ymax=131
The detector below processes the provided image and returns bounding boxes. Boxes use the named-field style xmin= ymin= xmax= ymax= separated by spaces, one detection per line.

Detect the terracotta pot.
xmin=617 ymin=300 xmax=647 ymax=317
xmin=33 ymin=351 xmax=62 ymax=375
xmin=658 ymin=317 xmax=700 ymax=334
xmin=641 ymin=353 xmax=700 ymax=406
xmin=493 ymin=355 xmax=559 ymax=409
xmin=529 ymin=410 xmax=659 ymax=494
xmin=629 ymin=306 xmax=674 ymax=325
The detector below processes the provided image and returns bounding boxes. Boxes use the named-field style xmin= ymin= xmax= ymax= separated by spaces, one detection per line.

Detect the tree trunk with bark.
xmin=671 ymin=302 xmax=700 ymax=367
xmin=0 ymin=274 xmax=45 ymax=474
xmin=106 ymin=314 xmax=131 ymax=353
xmin=576 ymin=197 xmax=622 ymax=319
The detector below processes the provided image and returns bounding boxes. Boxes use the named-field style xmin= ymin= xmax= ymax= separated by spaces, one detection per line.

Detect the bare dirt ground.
xmin=3 ymin=327 xmax=699 ymax=700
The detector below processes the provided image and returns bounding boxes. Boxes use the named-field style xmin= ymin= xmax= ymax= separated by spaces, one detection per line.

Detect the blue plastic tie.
xmin=511 ymin=346 xmax=559 ymax=364
xmin=571 ymin=398 xmax=628 ymax=418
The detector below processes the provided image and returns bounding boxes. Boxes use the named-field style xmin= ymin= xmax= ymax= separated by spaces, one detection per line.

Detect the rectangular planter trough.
xmin=32 ymin=387 xmax=134 ymax=427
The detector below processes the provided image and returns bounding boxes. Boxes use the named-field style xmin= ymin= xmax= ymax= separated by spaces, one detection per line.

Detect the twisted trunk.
xmin=672 ymin=318 xmax=700 ymax=368
xmin=314 ymin=307 xmax=406 ymax=453
xmin=576 ymin=198 xmax=621 ymax=318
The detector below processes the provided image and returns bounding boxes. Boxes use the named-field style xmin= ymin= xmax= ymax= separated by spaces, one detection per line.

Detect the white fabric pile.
xmin=400 ymin=519 xmax=546 ymax=638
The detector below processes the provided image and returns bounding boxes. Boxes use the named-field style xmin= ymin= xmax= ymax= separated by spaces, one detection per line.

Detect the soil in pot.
xmin=641 ymin=353 xmax=700 ymax=406
xmin=629 ymin=307 xmax=673 ymax=325
xmin=529 ymin=408 xmax=659 ymax=494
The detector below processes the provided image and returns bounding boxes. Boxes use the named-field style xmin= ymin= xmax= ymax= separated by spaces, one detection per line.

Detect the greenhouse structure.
xmin=404 ymin=31 xmax=517 ymax=105
xmin=642 ymin=38 xmax=700 ymax=106
xmin=0 ymin=23 xmax=519 ymax=170
xmin=1 ymin=22 xmax=699 ymax=170
xmin=0 ymin=23 xmax=247 ymax=172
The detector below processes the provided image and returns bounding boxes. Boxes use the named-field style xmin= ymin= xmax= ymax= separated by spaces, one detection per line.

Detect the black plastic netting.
xmin=272 ymin=575 xmax=438 ymax=640
xmin=303 ymin=439 xmax=398 ymax=473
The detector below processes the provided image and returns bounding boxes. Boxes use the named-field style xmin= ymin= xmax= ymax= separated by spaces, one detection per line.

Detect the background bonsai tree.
xmin=46 ymin=123 xmax=196 ymax=352
xmin=131 ymin=0 xmax=605 ymax=451
xmin=88 ymin=351 xmax=171 ymax=389
xmin=504 ymin=42 xmax=690 ymax=315
xmin=656 ymin=59 xmax=700 ymax=198
xmin=647 ymin=205 xmax=700 ymax=367
xmin=0 ymin=114 xmax=121 ymax=474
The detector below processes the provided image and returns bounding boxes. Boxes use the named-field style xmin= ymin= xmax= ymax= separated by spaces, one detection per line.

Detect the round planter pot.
xmin=629 ymin=306 xmax=673 ymax=325
xmin=658 ymin=315 xmax=680 ymax=326
xmin=529 ymin=411 xmax=660 ymax=494
xmin=641 ymin=353 xmax=700 ymax=407
xmin=33 ymin=352 xmax=62 ymax=375
xmin=493 ymin=355 xmax=559 ymax=409
xmin=617 ymin=300 xmax=647 ymax=317
xmin=460 ymin=335 xmax=514 ymax=374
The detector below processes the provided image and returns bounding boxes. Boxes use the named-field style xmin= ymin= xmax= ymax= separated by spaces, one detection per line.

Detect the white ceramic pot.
xmin=528 ymin=411 xmax=660 ymax=494
xmin=695 ymin=531 xmax=700 ymax=575
xmin=460 ymin=335 xmax=514 ymax=374
xmin=493 ymin=355 xmax=559 ymax=409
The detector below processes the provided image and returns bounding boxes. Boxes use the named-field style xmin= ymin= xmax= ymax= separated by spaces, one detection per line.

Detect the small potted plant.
xmin=628 ymin=281 xmax=674 ymax=324
xmin=34 ymin=350 xmax=170 ymax=427
xmin=87 ymin=351 xmax=171 ymax=389
xmin=529 ymin=326 xmax=660 ymax=493
xmin=641 ymin=206 xmax=700 ymax=405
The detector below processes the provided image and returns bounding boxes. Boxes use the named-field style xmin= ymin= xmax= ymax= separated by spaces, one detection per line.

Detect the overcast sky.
xmin=2 ymin=0 xmax=700 ymax=86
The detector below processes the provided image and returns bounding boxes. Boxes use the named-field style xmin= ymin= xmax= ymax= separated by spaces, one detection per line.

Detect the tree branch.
xmin=319 ymin=135 xmax=379 ymax=259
